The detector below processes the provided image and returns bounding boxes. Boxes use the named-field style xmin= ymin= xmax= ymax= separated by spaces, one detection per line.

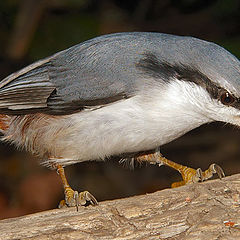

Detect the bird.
xmin=0 ymin=32 xmax=238 ymax=209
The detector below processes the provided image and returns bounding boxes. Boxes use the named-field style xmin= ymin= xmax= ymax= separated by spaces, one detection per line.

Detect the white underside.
xmin=5 ymin=78 xmax=240 ymax=167
xmin=40 ymin=80 xmax=214 ymax=166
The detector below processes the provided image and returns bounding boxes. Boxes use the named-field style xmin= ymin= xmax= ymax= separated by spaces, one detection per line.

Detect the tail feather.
xmin=0 ymin=114 xmax=9 ymax=131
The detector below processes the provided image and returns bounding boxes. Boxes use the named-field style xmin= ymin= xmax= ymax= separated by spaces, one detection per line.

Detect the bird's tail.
xmin=0 ymin=114 xmax=9 ymax=132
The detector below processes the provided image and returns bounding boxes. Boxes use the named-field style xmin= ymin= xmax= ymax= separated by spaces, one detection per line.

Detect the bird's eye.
xmin=220 ymin=91 xmax=235 ymax=105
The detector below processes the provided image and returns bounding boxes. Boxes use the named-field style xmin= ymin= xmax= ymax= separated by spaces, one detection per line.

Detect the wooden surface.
xmin=0 ymin=174 xmax=240 ymax=240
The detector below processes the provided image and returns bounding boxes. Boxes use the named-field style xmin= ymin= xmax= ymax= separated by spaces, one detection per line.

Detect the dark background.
xmin=0 ymin=0 xmax=239 ymax=219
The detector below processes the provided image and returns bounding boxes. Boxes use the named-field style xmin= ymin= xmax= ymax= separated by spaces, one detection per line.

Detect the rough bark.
xmin=0 ymin=174 xmax=240 ymax=240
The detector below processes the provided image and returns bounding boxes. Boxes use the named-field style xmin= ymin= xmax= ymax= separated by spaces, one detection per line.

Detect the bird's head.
xmin=136 ymin=38 xmax=240 ymax=129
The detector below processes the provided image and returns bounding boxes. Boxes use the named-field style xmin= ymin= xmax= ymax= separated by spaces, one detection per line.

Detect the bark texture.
xmin=0 ymin=174 xmax=240 ymax=240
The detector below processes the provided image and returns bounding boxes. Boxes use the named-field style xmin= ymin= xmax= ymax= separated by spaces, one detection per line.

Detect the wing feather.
xmin=0 ymin=58 xmax=56 ymax=113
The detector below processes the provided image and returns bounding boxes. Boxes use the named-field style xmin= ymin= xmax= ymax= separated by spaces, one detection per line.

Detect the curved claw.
xmin=189 ymin=164 xmax=225 ymax=184
xmin=78 ymin=190 xmax=98 ymax=206
xmin=74 ymin=191 xmax=79 ymax=211
xmin=195 ymin=168 xmax=204 ymax=182
xmin=171 ymin=164 xmax=225 ymax=188
xmin=203 ymin=163 xmax=225 ymax=180
xmin=59 ymin=189 xmax=98 ymax=210
xmin=212 ymin=163 xmax=225 ymax=179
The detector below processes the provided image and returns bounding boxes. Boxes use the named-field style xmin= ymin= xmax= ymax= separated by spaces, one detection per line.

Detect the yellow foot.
xmin=59 ymin=187 xmax=98 ymax=210
xmin=53 ymin=163 xmax=98 ymax=210
xmin=171 ymin=163 xmax=225 ymax=188
xmin=135 ymin=150 xmax=225 ymax=188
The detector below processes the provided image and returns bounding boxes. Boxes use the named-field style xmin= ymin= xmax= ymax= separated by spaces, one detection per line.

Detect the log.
xmin=0 ymin=174 xmax=240 ymax=240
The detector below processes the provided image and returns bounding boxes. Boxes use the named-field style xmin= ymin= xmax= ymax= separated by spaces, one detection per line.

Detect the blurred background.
xmin=0 ymin=0 xmax=239 ymax=220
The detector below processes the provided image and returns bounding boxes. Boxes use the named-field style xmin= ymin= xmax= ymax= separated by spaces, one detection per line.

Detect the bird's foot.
xmin=170 ymin=163 xmax=225 ymax=187
xmin=135 ymin=150 xmax=225 ymax=188
xmin=53 ymin=163 xmax=98 ymax=210
xmin=59 ymin=187 xmax=98 ymax=210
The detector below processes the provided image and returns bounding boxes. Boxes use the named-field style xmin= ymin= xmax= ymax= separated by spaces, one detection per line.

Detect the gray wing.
xmin=0 ymin=33 xmax=146 ymax=115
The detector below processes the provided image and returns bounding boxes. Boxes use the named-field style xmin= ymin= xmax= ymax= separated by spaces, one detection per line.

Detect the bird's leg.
xmin=55 ymin=164 xmax=98 ymax=210
xmin=136 ymin=149 xmax=225 ymax=188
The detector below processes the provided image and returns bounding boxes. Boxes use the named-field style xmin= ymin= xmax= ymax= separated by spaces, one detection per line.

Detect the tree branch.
xmin=0 ymin=174 xmax=240 ymax=239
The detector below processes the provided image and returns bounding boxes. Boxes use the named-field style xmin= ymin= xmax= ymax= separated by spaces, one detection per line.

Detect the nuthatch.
xmin=0 ymin=32 xmax=238 ymax=208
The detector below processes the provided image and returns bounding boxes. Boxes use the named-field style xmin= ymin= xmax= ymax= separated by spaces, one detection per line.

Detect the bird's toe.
xmin=58 ymin=188 xmax=98 ymax=210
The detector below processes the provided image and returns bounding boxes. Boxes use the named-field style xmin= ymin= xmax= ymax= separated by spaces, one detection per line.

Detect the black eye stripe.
xmin=137 ymin=53 xmax=240 ymax=110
